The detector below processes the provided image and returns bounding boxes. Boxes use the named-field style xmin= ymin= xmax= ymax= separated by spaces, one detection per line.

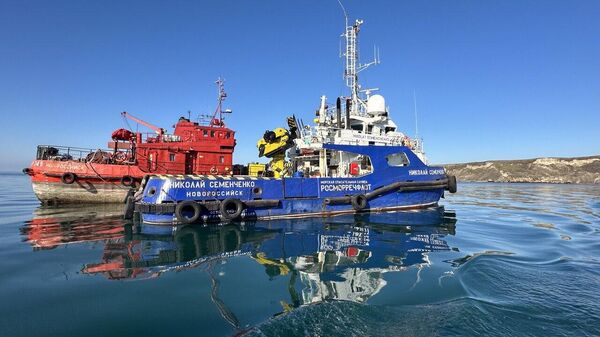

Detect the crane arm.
xmin=256 ymin=117 xmax=300 ymax=178
xmin=121 ymin=111 xmax=164 ymax=135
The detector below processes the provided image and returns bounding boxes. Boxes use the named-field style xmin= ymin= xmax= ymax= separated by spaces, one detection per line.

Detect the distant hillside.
xmin=444 ymin=156 xmax=600 ymax=184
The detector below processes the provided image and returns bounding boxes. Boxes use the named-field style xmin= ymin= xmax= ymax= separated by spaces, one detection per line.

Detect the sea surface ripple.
xmin=0 ymin=174 xmax=598 ymax=337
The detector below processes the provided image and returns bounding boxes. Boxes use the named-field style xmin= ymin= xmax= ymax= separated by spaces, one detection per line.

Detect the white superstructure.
xmin=287 ymin=15 xmax=427 ymax=178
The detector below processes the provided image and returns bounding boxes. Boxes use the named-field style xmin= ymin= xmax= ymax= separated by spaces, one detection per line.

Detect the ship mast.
xmin=339 ymin=2 xmax=379 ymax=116
xmin=211 ymin=77 xmax=230 ymax=126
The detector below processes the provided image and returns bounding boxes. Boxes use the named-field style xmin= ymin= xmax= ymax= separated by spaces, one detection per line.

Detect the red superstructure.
xmin=24 ymin=79 xmax=237 ymax=204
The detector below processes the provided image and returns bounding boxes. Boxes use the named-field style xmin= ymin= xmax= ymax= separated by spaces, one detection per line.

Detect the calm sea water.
xmin=1 ymin=173 xmax=599 ymax=337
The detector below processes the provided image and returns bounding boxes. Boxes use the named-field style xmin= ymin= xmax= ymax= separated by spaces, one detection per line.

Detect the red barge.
xmin=24 ymin=79 xmax=236 ymax=204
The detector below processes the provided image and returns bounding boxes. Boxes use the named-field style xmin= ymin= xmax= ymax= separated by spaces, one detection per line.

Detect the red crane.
xmin=121 ymin=111 xmax=165 ymax=135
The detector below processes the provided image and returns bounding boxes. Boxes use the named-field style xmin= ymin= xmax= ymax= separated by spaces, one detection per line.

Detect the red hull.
xmin=28 ymin=160 xmax=149 ymax=203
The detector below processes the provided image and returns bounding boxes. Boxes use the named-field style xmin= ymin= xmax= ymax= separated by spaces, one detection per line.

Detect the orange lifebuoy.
xmin=210 ymin=166 xmax=218 ymax=175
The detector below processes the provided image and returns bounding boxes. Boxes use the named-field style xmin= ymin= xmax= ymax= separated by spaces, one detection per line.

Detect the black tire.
xmin=351 ymin=194 xmax=368 ymax=211
xmin=220 ymin=198 xmax=244 ymax=220
xmin=447 ymin=175 xmax=457 ymax=193
xmin=61 ymin=172 xmax=76 ymax=184
xmin=175 ymin=201 xmax=202 ymax=224
xmin=123 ymin=196 xmax=135 ymax=220
xmin=123 ymin=188 xmax=135 ymax=204
xmin=120 ymin=175 xmax=135 ymax=187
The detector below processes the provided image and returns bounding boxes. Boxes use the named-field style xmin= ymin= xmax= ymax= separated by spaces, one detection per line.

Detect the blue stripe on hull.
xmin=140 ymin=189 xmax=444 ymax=224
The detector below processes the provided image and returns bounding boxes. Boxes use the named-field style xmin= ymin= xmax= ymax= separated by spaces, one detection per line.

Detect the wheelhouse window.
xmin=169 ymin=153 xmax=176 ymax=162
xmin=386 ymin=152 xmax=410 ymax=167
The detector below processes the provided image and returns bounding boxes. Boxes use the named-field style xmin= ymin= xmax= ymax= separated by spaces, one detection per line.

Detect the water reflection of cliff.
xmin=21 ymin=206 xmax=456 ymax=318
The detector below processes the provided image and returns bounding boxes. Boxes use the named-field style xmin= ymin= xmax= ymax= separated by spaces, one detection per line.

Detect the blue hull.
xmin=132 ymin=144 xmax=454 ymax=224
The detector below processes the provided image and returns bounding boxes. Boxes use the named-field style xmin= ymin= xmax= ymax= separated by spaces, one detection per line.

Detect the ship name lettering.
xmin=209 ymin=181 xmax=255 ymax=188
xmin=172 ymin=181 xmax=206 ymax=189
xmin=320 ymin=183 xmax=371 ymax=192
xmin=185 ymin=190 xmax=243 ymax=198
xmin=428 ymin=169 xmax=445 ymax=175
xmin=408 ymin=169 xmax=428 ymax=175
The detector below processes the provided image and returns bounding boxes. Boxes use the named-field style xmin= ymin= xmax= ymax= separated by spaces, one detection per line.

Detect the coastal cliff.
xmin=444 ymin=156 xmax=600 ymax=184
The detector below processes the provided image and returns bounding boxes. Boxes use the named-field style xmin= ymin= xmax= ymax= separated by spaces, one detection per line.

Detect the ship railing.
xmin=411 ymin=138 xmax=424 ymax=153
xmin=36 ymin=145 xmax=134 ymax=164
xmin=139 ymin=133 xmax=181 ymax=143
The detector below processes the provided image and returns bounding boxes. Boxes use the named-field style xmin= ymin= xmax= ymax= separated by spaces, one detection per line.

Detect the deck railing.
xmin=36 ymin=145 xmax=133 ymax=164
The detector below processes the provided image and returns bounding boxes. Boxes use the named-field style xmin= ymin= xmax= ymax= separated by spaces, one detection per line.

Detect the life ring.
xmin=61 ymin=172 xmax=77 ymax=184
xmin=175 ymin=200 xmax=203 ymax=224
xmin=351 ymin=194 xmax=368 ymax=211
xmin=210 ymin=166 xmax=218 ymax=175
xmin=120 ymin=175 xmax=135 ymax=187
xmin=219 ymin=198 xmax=244 ymax=220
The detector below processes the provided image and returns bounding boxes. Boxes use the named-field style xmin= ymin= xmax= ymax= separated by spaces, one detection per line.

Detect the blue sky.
xmin=1 ymin=0 xmax=599 ymax=171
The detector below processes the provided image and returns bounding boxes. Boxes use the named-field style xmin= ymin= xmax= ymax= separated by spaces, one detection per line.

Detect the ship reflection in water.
xmin=21 ymin=204 xmax=126 ymax=250
xmin=21 ymin=206 xmax=456 ymax=328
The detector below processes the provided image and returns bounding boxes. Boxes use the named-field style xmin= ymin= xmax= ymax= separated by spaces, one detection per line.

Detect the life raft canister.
xmin=175 ymin=200 xmax=203 ymax=224
xmin=61 ymin=172 xmax=77 ymax=184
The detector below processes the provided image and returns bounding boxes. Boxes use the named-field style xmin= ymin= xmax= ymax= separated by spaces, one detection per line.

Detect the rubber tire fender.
xmin=351 ymin=194 xmax=368 ymax=211
xmin=123 ymin=195 xmax=135 ymax=220
xmin=121 ymin=175 xmax=135 ymax=187
xmin=219 ymin=198 xmax=244 ymax=220
xmin=61 ymin=172 xmax=77 ymax=184
xmin=175 ymin=200 xmax=203 ymax=224
xmin=447 ymin=175 xmax=457 ymax=193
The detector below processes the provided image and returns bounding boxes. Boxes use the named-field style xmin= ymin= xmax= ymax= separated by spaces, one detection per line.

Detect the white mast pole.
xmin=413 ymin=89 xmax=419 ymax=138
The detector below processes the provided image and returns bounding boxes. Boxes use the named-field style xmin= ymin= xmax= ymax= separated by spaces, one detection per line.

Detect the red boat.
xmin=24 ymin=79 xmax=236 ymax=204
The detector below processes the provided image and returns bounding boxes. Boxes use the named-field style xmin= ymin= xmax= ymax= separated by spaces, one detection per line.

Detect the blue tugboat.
xmin=127 ymin=16 xmax=457 ymax=224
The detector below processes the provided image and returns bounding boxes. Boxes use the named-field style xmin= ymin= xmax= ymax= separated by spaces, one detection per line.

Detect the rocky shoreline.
xmin=444 ymin=156 xmax=600 ymax=184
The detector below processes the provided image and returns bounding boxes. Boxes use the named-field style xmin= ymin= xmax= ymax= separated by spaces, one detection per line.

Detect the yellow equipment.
xmin=252 ymin=252 xmax=290 ymax=275
xmin=248 ymin=163 xmax=266 ymax=177
xmin=257 ymin=127 xmax=293 ymax=178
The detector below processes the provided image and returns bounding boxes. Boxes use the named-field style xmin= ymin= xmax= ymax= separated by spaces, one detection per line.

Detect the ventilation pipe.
xmin=345 ymin=99 xmax=351 ymax=129
xmin=336 ymin=97 xmax=342 ymax=129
